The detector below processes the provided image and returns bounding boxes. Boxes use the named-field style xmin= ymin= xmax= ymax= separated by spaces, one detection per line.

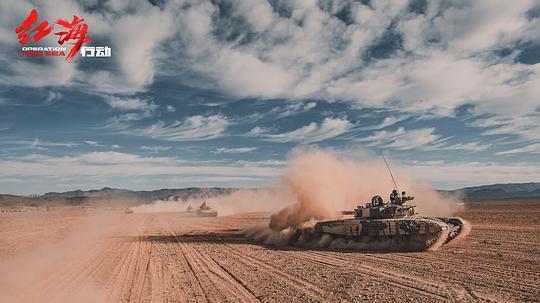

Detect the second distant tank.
xmin=196 ymin=201 xmax=218 ymax=217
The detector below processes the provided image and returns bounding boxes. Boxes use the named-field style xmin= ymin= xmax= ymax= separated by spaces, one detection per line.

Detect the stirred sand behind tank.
xmin=265 ymin=154 xmax=470 ymax=251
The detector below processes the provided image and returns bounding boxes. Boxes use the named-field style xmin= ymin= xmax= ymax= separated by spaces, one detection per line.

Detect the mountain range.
xmin=1 ymin=183 xmax=539 ymax=209
xmin=37 ymin=182 xmax=540 ymax=202
xmin=439 ymin=182 xmax=540 ymax=201
xmin=41 ymin=187 xmax=235 ymax=202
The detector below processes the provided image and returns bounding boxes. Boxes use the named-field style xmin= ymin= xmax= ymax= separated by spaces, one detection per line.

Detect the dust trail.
xmin=268 ymin=148 xmax=461 ymax=231
xmin=0 ymin=211 xmax=119 ymax=303
xmin=133 ymin=147 xmax=465 ymax=251
xmin=242 ymin=148 xmax=465 ymax=251
xmin=451 ymin=219 xmax=472 ymax=242
xmin=133 ymin=187 xmax=294 ymax=216
xmin=132 ymin=199 xmax=190 ymax=213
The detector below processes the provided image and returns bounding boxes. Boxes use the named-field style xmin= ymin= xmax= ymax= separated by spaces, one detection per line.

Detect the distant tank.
xmin=196 ymin=201 xmax=217 ymax=217
xmin=124 ymin=208 xmax=134 ymax=214
xmin=186 ymin=204 xmax=194 ymax=213
xmin=313 ymin=192 xmax=468 ymax=251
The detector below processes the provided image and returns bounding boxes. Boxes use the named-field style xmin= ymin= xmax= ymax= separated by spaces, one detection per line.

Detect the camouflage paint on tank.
xmin=314 ymin=217 xmax=449 ymax=238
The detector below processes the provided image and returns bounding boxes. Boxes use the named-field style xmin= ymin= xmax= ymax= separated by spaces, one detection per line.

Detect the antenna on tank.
xmin=381 ymin=152 xmax=400 ymax=197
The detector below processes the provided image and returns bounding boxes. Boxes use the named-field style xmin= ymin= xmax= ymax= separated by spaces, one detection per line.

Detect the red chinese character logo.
xmin=55 ymin=15 xmax=93 ymax=62
xmin=15 ymin=8 xmax=93 ymax=62
xmin=15 ymin=8 xmax=53 ymax=44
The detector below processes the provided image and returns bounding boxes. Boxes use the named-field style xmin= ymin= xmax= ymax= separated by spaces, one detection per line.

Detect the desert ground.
xmin=0 ymin=202 xmax=538 ymax=303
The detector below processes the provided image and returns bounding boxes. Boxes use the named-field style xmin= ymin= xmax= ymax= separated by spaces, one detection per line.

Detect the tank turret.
xmin=347 ymin=194 xmax=416 ymax=219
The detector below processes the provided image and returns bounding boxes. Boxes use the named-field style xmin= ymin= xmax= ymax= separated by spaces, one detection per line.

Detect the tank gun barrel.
xmin=340 ymin=211 xmax=355 ymax=215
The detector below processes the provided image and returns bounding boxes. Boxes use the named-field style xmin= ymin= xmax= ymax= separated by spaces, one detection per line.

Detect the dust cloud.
xmin=241 ymin=148 xmax=464 ymax=251
xmin=137 ymin=148 xmax=460 ymax=221
xmin=132 ymin=187 xmax=294 ymax=216
xmin=0 ymin=212 xmax=119 ymax=303
xmin=268 ymin=148 xmax=461 ymax=230
xmin=133 ymin=147 xmax=463 ymax=251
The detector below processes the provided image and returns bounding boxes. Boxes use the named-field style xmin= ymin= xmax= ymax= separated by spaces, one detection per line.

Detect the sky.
xmin=0 ymin=0 xmax=539 ymax=195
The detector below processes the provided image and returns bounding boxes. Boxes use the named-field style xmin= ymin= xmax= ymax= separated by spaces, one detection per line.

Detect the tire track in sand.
xmin=303 ymin=250 xmax=499 ymax=303
xmin=167 ymin=229 xmax=260 ymax=303
xmin=208 ymin=242 xmax=331 ymax=301
xmin=107 ymin=217 xmax=156 ymax=303
xmin=223 ymin=244 xmax=476 ymax=303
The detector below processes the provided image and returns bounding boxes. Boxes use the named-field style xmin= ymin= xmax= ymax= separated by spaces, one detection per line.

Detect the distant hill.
xmin=42 ymin=187 xmax=236 ymax=202
xmin=440 ymin=182 xmax=540 ymax=201
xmin=0 ymin=187 xmax=237 ymax=210
xmin=1 ymin=183 xmax=539 ymax=210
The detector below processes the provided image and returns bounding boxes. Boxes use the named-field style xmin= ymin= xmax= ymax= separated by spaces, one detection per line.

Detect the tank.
xmin=196 ymin=201 xmax=218 ymax=217
xmin=186 ymin=204 xmax=194 ymax=213
xmin=124 ymin=208 xmax=134 ymax=214
xmin=313 ymin=193 xmax=469 ymax=251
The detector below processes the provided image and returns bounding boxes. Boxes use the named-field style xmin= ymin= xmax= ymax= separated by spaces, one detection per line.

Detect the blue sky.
xmin=0 ymin=0 xmax=539 ymax=195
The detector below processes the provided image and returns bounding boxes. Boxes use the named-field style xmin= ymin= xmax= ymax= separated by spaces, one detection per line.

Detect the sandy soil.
xmin=0 ymin=203 xmax=538 ymax=303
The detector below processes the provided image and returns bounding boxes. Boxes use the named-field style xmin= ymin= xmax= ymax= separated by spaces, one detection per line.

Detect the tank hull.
xmin=314 ymin=216 xmax=468 ymax=250
xmin=196 ymin=209 xmax=218 ymax=217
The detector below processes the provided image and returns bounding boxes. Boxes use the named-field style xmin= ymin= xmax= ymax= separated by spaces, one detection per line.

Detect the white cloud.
xmin=111 ymin=144 xmax=121 ymax=149
xmin=156 ymin=0 xmax=537 ymax=117
xmin=160 ymin=0 xmax=540 ymax=144
xmin=235 ymin=159 xmax=287 ymax=167
xmin=273 ymin=101 xmax=317 ymax=118
xmin=78 ymin=151 xmax=170 ymax=165
xmin=213 ymin=147 xmax=257 ymax=154
xmin=2 ymin=0 xmax=538 ymax=120
xmin=169 ymin=0 xmax=406 ymax=98
xmin=469 ymin=114 xmax=540 ymax=141
xmin=45 ymin=91 xmax=62 ymax=105
xmin=0 ymin=58 xmax=77 ymax=88
xmin=0 ymin=138 xmax=78 ymax=149
xmin=141 ymin=145 xmax=171 ymax=153
xmin=430 ymin=142 xmax=492 ymax=152
xmin=497 ymin=143 xmax=540 ymax=155
xmin=247 ymin=126 xmax=267 ymax=136
xmin=421 ymin=0 xmax=535 ymax=52
xmin=104 ymin=96 xmax=158 ymax=112
xmin=1 ymin=0 xmax=539 ymax=154
xmin=105 ymin=112 xmax=152 ymax=129
xmin=359 ymin=127 xmax=494 ymax=152
xmin=110 ymin=7 xmax=174 ymax=91
xmin=360 ymin=127 xmax=442 ymax=150
xmin=137 ymin=115 xmax=229 ymax=141
xmin=166 ymin=105 xmax=176 ymax=112
xmin=0 ymin=152 xmax=283 ymax=179
xmin=84 ymin=140 xmax=101 ymax=146
xmin=328 ymin=52 xmax=540 ymax=116
xmin=253 ymin=117 xmax=353 ymax=143
xmin=358 ymin=115 xmax=409 ymax=131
